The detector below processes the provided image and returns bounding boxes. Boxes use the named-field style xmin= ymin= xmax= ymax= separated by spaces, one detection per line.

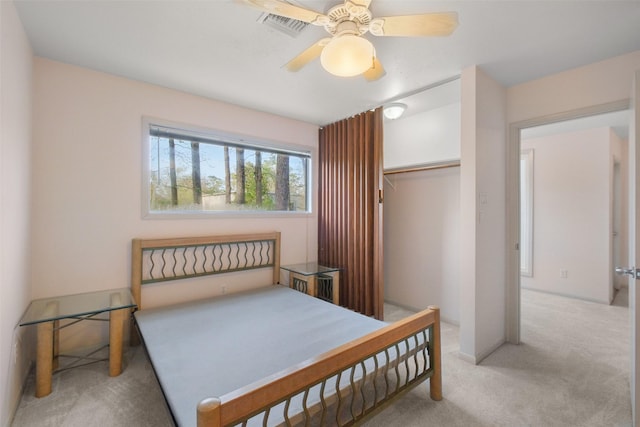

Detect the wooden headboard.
xmin=130 ymin=232 xmax=281 ymax=310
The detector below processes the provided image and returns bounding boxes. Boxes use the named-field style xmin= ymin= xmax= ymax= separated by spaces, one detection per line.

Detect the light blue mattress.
xmin=134 ymin=285 xmax=387 ymax=426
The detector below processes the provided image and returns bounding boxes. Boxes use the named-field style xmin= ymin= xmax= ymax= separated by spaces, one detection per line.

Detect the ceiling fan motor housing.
xmin=323 ymin=2 xmax=372 ymax=36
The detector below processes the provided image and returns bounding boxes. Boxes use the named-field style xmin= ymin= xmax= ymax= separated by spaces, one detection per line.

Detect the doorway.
xmin=506 ymin=99 xmax=631 ymax=344
xmin=502 ymin=103 xmax=633 ymax=426
xmin=517 ymin=110 xmax=629 ymax=305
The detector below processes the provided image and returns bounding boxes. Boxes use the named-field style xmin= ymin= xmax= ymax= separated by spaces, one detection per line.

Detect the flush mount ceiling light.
xmin=383 ymin=103 xmax=407 ymax=120
xmin=320 ymin=34 xmax=375 ymax=77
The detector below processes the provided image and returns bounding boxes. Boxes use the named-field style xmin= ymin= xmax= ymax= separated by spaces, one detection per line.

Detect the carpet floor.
xmin=11 ymin=288 xmax=632 ymax=426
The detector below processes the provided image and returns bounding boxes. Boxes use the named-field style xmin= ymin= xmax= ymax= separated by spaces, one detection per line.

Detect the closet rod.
xmin=384 ymin=160 xmax=460 ymax=176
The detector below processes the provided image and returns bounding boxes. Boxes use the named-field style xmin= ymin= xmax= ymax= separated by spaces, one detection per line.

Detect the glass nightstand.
xmin=19 ymin=288 xmax=137 ymax=397
xmin=280 ymin=263 xmax=341 ymax=305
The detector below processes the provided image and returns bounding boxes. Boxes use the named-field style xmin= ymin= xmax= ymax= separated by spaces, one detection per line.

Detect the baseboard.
xmin=383 ymin=299 xmax=421 ymax=314
xmin=521 ymin=286 xmax=609 ymax=305
xmin=440 ymin=315 xmax=459 ymax=326
xmin=457 ymin=351 xmax=477 ymax=364
xmin=4 ymin=326 xmax=33 ymax=427
xmin=384 ymin=299 xmax=460 ymax=326
xmin=475 ymin=338 xmax=505 ymax=364
xmin=457 ymin=338 xmax=505 ymax=365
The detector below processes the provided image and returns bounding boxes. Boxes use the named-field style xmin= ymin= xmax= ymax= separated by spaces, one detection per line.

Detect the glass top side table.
xmin=281 ymin=263 xmax=341 ymax=305
xmin=280 ymin=262 xmax=341 ymax=276
xmin=19 ymin=288 xmax=137 ymax=397
xmin=20 ymin=288 xmax=136 ymax=325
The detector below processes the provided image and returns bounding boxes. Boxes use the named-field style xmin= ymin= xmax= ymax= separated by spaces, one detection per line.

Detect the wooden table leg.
xmin=35 ymin=300 xmax=59 ymax=398
xmin=331 ymin=271 xmax=340 ymax=305
xmin=109 ymin=293 xmax=126 ymax=377
xmin=35 ymin=321 xmax=54 ymax=397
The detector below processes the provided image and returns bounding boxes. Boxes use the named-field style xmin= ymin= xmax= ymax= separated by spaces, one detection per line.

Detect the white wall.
xmin=521 ymin=127 xmax=619 ymax=303
xmin=0 ymin=1 xmax=33 ymax=424
xmin=383 ymin=167 xmax=460 ymax=324
xmin=384 ymin=102 xmax=461 ymax=169
xmin=460 ymin=66 xmax=507 ymax=364
xmin=31 ymin=58 xmax=319 ymax=353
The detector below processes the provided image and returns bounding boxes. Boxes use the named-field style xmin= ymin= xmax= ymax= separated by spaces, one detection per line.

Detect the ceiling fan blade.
xmin=285 ymin=38 xmax=330 ymax=72
xmin=363 ymin=57 xmax=385 ymax=81
xmin=239 ymin=0 xmax=326 ymax=24
xmin=369 ymin=12 xmax=458 ymax=37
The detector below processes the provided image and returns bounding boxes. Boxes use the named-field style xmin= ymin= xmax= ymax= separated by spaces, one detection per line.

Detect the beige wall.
xmin=508 ymin=51 xmax=640 ymax=124
xmin=474 ymin=69 xmax=508 ymax=363
xmin=383 ymin=167 xmax=460 ymax=324
xmin=1 ymin=1 xmax=34 ymax=423
xmin=460 ymin=66 xmax=507 ymax=363
xmin=31 ymin=58 xmax=319 ymax=351
xmin=521 ymin=127 xmax=622 ymax=303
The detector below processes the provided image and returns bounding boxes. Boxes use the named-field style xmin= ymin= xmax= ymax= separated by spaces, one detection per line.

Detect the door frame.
xmin=505 ymin=98 xmax=631 ymax=344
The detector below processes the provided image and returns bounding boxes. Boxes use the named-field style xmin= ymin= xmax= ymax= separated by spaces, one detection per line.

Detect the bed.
xmin=130 ymin=232 xmax=441 ymax=427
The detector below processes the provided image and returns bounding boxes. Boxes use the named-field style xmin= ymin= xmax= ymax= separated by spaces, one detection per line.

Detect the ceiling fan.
xmin=239 ymin=0 xmax=458 ymax=81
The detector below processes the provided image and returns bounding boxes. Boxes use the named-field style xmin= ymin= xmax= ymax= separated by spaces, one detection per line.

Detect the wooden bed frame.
xmin=131 ymin=231 xmax=442 ymax=427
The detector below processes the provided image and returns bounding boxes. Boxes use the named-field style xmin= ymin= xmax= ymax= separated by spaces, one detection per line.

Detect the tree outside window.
xmin=146 ymin=123 xmax=310 ymax=214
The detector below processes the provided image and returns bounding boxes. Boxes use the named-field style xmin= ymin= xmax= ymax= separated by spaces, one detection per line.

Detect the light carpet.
xmin=11 ymin=289 xmax=632 ymax=426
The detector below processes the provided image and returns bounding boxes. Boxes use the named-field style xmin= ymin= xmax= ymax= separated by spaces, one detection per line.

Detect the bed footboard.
xmin=197 ymin=306 xmax=442 ymax=427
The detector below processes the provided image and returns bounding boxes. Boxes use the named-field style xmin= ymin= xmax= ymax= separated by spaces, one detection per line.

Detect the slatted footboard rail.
xmin=196 ymin=306 xmax=442 ymax=427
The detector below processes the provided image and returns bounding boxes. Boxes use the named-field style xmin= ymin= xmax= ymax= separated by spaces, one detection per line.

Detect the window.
xmin=143 ymin=120 xmax=311 ymax=216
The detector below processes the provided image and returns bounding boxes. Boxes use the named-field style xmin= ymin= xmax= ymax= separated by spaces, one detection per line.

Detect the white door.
xmin=628 ymin=70 xmax=639 ymax=426
xmin=617 ymin=69 xmax=640 ymax=426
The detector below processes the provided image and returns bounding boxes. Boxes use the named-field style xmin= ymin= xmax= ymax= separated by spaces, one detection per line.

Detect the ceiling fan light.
xmin=383 ymin=103 xmax=407 ymax=120
xmin=320 ymin=35 xmax=374 ymax=77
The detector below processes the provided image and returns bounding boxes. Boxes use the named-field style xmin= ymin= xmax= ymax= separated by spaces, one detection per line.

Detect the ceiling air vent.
xmin=258 ymin=8 xmax=310 ymax=38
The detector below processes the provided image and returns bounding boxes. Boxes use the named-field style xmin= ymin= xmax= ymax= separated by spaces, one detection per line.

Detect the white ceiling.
xmin=13 ymin=0 xmax=640 ymax=126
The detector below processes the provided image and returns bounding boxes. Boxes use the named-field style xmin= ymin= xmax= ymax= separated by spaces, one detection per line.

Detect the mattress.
xmin=134 ymin=285 xmax=387 ymax=426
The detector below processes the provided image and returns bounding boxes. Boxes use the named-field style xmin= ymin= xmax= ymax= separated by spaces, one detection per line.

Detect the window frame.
xmin=141 ymin=117 xmax=313 ymax=219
